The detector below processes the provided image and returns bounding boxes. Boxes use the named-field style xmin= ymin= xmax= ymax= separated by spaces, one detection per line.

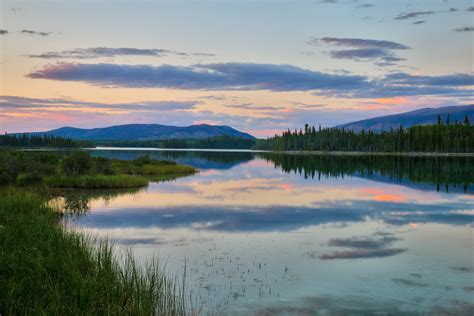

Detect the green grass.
xmin=0 ymin=189 xmax=186 ymax=315
xmin=139 ymin=164 xmax=197 ymax=175
xmin=110 ymin=160 xmax=197 ymax=176
xmin=45 ymin=174 xmax=150 ymax=189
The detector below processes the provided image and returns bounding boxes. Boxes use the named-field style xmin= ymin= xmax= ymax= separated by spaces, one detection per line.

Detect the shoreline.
xmin=6 ymin=147 xmax=474 ymax=157
xmin=265 ymin=151 xmax=474 ymax=157
xmin=91 ymin=147 xmax=474 ymax=157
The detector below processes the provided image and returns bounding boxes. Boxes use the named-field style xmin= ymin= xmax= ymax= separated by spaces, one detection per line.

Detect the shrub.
xmin=62 ymin=151 xmax=93 ymax=176
xmin=134 ymin=155 xmax=152 ymax=166
xmin=93 ymin=157 xmax=115 ymax=175
xmin=16 ymin=172 xmax=43 ymax=186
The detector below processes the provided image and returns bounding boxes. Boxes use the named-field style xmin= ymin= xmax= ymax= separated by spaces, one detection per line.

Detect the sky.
xmin=0 ymin=0 xmax=473 ymax=137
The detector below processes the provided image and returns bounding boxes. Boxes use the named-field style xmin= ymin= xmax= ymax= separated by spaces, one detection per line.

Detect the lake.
xmin=64 ymin=149 xmax=474 ymax=315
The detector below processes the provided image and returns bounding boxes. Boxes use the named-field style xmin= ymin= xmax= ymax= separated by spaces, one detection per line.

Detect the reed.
xmin=0 ymin=189 xmax=186 ymax=315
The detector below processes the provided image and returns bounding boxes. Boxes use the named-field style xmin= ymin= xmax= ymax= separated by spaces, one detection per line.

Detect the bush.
xmin=93 ymin=157 xmax=115 ymax=175
xmin=62 ymin=151 xmax=93 ymax=176
xmin=16 ymin=172 xmax=43 ymax=186
xmin=134 ymin=155 xmax=152 ymax=166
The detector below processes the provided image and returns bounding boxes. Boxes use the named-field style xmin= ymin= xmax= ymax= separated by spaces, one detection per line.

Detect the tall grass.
xmin=0 ymin=189 xmax=186 ymax=315
xmin=110 ymin=160 xmax=197 ymax=176
xmin=140 ymin=164 xmax=197 ymax=175
xmin=45 ymin=174 xmax=149 ymax=189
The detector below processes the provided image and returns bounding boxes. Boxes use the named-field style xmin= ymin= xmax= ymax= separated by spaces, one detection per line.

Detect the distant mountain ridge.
xmin=337 ymin=105 xmax=473 ymax=132
xmin=22 ymin=124 xmax=255 ymax=141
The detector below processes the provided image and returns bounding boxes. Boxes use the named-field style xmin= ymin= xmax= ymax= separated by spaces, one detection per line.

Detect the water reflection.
xmin=68 ymin=150 xmax=473 ymax=314
xmin=90 ymin=149 xmax=473 ymax=193
xmin=259 ymin=153 xmax=473 ymax=194
xmin=91 ymin=149 xmax=253 ymax=170
xmin=66 ymin=201 xmax=473 ymax=232
xmin=53 ymin=188 xmax=143 ymax=216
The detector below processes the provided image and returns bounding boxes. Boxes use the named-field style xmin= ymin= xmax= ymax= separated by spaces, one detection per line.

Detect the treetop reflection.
xmin=259 ymin=153 xmax=473 ymax=194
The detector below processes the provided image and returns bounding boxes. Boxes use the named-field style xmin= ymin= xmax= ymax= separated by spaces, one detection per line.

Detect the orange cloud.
xmin=279 ymin=183 xmax=294 ymax=191
xmin=375 ymin=97 xmax=408 ymax=105
xmin=359 ymin=188 xmax=407 ymax=203
xmin=374 ymin=194 xmax=406 ymax=203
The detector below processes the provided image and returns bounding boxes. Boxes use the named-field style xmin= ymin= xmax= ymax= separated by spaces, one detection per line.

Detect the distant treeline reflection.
xmin=92 ymin=150 xmax=253 ymax=169
xmin=259 ymin=153 xmax=473 ymax=193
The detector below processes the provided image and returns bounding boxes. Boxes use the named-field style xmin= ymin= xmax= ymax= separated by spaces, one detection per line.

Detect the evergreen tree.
xmin=254 ymin=123 xmax=474 ymax=153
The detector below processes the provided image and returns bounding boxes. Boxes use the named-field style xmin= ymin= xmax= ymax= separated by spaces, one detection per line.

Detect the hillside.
xmin=22 ymin=124 xmax=255 ymax=141
xmin=337 ymin=105 xmax=473 ymax=132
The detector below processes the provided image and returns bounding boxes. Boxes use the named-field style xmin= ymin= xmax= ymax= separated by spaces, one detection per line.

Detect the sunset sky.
xmin=1 ymin=0 xmax=473 ymax=137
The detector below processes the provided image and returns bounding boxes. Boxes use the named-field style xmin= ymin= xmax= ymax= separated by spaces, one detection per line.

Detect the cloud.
xmin=454 ymin=27 xmax=474 ymax=32
xmin=319 ymin=248 xmax=406 ymax=259
xmin=394 ymin=11 xmax=436 ymax=20
xmin=29 ymin=48 xmax=170 ymax=59
xmin=287 ymin=101 xmax=326 ymax=109
xmin=26 ymin=62 xmax=474 ymax=99
xmin=20 ymin=29 xmax=51 ymax=37
xmin=0 ymin=95 xmax=280 ymax=134
xmin=27 ymin=62 xmax=369 ymax=91
xmin=452 ymin=267 xmax=473 ymax=273
xmin=329 ymin=48 xmax=405 ymax=63
xmin=317 ymin=37 xmax=410 ymax=50
xmin=319 ymin=232 xmax=406 ymax=260
xmin=61 ymin=187 xmax=473 ymax=233
xmin=312 ymin=37 xmax=409 ymax=67
xmin=319 ymin=0 xmax=357 ymax=4
xmin=192 ymin=53 xmax=216 ymax=57
xmin=356 ymin=4 xmax=374 ymax=8
xmin=0 ymin=30 xmax=7 ymax=35
xmin=28 ymin=47 xmax=215 ymax=59
xmin=327 ymin=235 xmax=400 ymax=249
xmin=383 ymin=72 xmax=474 ymax=86
xmin=0 ymin=95 xmax=199 ymax=112
xmin=413 ymin=21 xmax=425 ymax=25
xmin=225 ymin=103 xmax=285 ymax=111
xmin=392 ymin=278 xmax=428 ymax=287
xmin=321 ymin=72 xmax=474 ymax=98
xmin=468 ymin=7 xmax=474 ymax=12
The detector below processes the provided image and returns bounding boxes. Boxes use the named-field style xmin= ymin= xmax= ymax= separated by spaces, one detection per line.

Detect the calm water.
xmin=64 ymin=149 xmax=474 ymax=315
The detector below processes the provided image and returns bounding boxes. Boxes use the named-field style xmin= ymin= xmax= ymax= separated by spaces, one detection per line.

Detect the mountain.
xmin=24 ymin=124 xmax=255 ymax=141
xmin=337 ymin=105 xmax=474 ymax=132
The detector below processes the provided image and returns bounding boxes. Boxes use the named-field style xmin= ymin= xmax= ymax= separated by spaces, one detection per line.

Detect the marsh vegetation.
xmin=0 ymin=150 xmax=196 ymax=189
xmin=0 ymin=189 xmax=187 ymax=315
xmin=0 ymin=150 xmax=196 ymax=315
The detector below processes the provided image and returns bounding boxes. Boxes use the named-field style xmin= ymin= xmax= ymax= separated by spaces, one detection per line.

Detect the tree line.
xmin=254 ymin=116 xmax=473 ymax=153
xmin=95 ymin=135 xmax=256 ymax=149
xmin=0 ymin=133 xmax=90 ymax=148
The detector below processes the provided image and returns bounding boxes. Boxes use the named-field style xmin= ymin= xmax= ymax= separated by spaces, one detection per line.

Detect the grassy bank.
xmin=45 ymin=174 xmax=149 ymax=189
xmin=0 ymin=189 xmax=186 ymax=315
xmin=0 ymin=150 xmax=197 ymax=189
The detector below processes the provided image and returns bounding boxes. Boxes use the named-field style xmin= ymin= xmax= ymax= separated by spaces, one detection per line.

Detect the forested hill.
xmin=254 ymin=118 xmax=474 ymax=153
xmin=337 ymin=105 xmax=473 ymax=132
xmin=19 ymin=124 xmax=255 ymax=141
